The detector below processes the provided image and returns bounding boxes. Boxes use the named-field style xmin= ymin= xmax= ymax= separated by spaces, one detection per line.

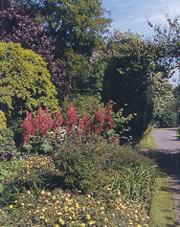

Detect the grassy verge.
xmin=150 ymin=176 xmax=175 ymax=227
xmin=139 ymin=128 xmax=155 ymax=150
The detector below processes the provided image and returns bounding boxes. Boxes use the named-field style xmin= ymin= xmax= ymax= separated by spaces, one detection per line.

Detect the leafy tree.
xmin=152 ymin=76 xmax=177 ymax=127
xmin=150 ymin=17 xmax=180 ymax=127
xmin=103 ymin=32 xmax=156 ymax=142
xmin=0 ymin=42 xmax=58 ymax=121
xmin=0 ymin=1 xmax=67 ymax=99
xmin=13 ymin=0 xmax=111 ymax=94
xmin=149 ymin=17 xmax=180 ymax=74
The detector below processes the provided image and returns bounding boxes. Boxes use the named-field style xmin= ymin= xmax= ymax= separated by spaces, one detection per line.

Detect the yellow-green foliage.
xmin=0 ymin=111 xmax=7 ymax=132
xmin=0 ymin=42 xmax=58 ymax=118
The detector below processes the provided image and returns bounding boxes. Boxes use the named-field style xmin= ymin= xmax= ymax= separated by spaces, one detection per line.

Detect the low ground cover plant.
xmin=0 ymin=152 xmax=152 ymax=227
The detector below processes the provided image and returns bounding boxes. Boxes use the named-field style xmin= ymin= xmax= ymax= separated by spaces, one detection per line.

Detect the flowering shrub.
xmin=1 ymin=150 xmax=153 ymax=225
xmin=23 ymin=108 xmax=63 ymax=144
xmin=66 ymin=104 xmax=77 ymax=134
xmin=78 ymin=115 xmax=92 ymax=136
xmin=0 ymin=188 xmax=150 ymax=226
xmin=22 ymin=103 xmax=117 ymax=146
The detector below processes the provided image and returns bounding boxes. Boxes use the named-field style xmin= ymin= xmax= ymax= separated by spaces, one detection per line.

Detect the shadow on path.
xmin=148 ymin=150 xmax=180 ymax=180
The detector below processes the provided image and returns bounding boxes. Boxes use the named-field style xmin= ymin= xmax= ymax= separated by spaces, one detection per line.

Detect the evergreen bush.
xmin=0 ymin=42 xmax=58 ymax=120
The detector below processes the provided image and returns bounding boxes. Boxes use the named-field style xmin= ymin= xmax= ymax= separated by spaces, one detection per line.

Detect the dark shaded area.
xmin=148 ymin=150 xmax=180 ymax=179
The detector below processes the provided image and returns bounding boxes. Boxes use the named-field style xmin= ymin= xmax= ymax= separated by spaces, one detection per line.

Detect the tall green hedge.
xmin=0 ymin=42 xmax=58 ymax=120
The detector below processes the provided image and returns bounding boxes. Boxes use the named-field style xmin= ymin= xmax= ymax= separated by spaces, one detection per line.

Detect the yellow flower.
xmin=76 ymin=203 xmax=80 ymax=209
xmin=89 ymin=220 xmax=95 ymax=225
xmin=64 ymin=206 xmax=68 ymax=212
xmin=41 ymin=190 xmax=45 ymax=195
xmin=86 ymin=214 xmax=91 ymax=220
xmin=104 ymin=218 xmax=109 ymax=224
xmin=80 ymin=224 xmax=86 ymax=227
xmin=59 ymin=218 xmax=65 ymax=225
xmin=9 ymin=205 xmax=13 ymax=209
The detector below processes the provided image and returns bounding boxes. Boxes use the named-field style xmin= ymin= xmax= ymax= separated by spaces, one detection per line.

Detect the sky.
xmin=102 ymin=0 xmax=180 ymax=38
xmin=101 ymin=0 xmax=180 ymax=85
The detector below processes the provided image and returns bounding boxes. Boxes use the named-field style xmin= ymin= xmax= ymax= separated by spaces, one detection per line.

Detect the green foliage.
xmin=178 ymin=127 xmax=180 ymax=138
xmin=150 ymin=17 xmax=180 ymax=72
xmin=3 ymin=156 xmax=55 ymax=192
xmin=103 ymin=32 xmax=155 ymax=142
xmin=139 ymin=126 xmax=155 ymax=150
xmin=118 ymin=166 xmax=156 ymax=201
xmin=0 ymin=111 xmax=7 ymax=134
xmin=14 ymin=0 xmax=111 ymax=94
xmin=0 ymin=129 xmax=17 ymax=159
xmin=0 ymin=162 xmax=9 ymax=193
xmin=0 ymin=187 xmax=149 ymax=226
xmin=150 ymin=177 xmax=175 ymax=226
xmin=112 ymin=109 xmax=135 ymax=143
xmin=54 ymin=135 xmax=157 ymax=201
xmin=0 ymin=42 xmax=58 ymax=120
xmin=62 ymin=48 xmax=107 ymax=94
xmin=22 ymin=136 xmax=55 ymax=155
xmin=152 ymin=80 xmax=178 ymax=127
xmin=63 ymin=95 xmax=103 ymax=117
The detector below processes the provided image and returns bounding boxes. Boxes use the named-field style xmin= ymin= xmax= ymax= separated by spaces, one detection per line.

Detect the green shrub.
xmin=0 ymin=42 xmax=58 ymax=120
xmin=63 ymin=95 xmax=103 ymax=117
xmin=0 ymin=161 xmax=9 ymax=193
xmin=0 ymin=129 xmax=17 ymax=160
xmin=3 ymin=156 xmax=55 ymax=192
xmin=118 ymin=166 xmax=156 ymax=201
xmin=0 ymin=111 xmax=7 ymax=133
xmin=53 ymin=135 xmax=157 ymax=200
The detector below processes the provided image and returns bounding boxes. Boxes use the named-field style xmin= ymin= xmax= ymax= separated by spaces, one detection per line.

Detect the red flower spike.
xmin=54 ymin=109 xmax=63 ymax=129
xmin=78 ymin=115 xmax=92 ymax=135
xmin=22 ymin=111 xmax=35 ymax=144
xmin=66 ymin=103 xmax=77 ymax=134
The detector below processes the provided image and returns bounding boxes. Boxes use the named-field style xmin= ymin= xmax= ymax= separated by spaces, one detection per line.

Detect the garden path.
xmin=152 ymin=128 xmax=180 ymax=226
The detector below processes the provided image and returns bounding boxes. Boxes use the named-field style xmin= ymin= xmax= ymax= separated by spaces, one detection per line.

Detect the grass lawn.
xmin=150 ymin=176 xmax=175 ymax=227
xmin=139 ymin=128 xmax=155 ymax=150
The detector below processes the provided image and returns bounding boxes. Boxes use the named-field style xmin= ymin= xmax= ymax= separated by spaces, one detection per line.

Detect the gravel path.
xmin=152 ymin=128 xmax=180 ymax=226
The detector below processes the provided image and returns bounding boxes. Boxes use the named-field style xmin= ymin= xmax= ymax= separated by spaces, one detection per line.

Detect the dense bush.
xmin=0 ymin=111 xmax=7 ymax=134
xmin=53 ymin=136 xmax=156 ymax=201
xmin=0 ymin=2 xmax=67 ymax=99
xmin=13 ymin=0 xmax=110 ymax=95
xmin=152 ymin=80 xmax=178 ymax=127
xmin=0 ymin=42 xmax=58 ymax=120
xmin=103 ymin=32 xmax=155 ymax=143
xmin=63 ymin=95 xmax=103 ymax=117
xmin=0 ymin=129 xmax=17 ymax=160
